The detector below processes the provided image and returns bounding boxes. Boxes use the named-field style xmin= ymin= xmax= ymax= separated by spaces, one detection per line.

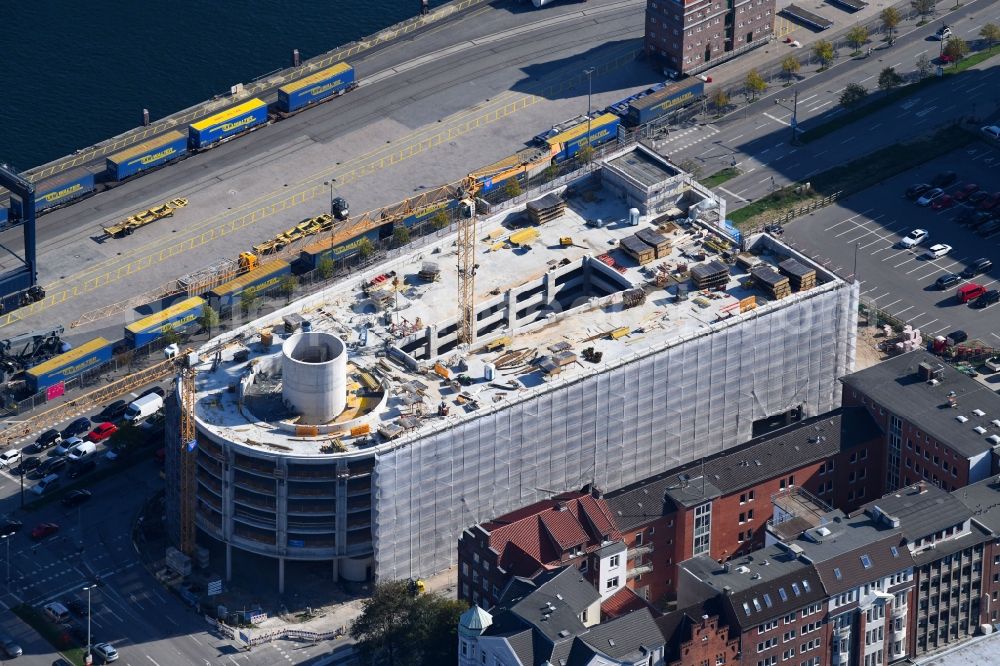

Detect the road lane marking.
xmin=763 ymin=112 xmax=790 ymax=126
xmin=147 ymin=656 xmax=163 ymax=666
xmin=807 ymin=100 xmax=833 ymax=112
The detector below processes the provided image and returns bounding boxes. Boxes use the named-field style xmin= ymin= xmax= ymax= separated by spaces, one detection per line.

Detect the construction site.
xmin=163 ymin=144 xmax=859 ymax=592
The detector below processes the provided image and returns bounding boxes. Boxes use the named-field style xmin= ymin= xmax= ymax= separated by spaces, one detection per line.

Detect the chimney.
xmin=917 ymin=481 xmax=927 ymax=494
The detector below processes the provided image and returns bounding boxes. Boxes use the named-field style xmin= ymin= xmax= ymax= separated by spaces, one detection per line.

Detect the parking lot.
xmin=784 ymin=140 xmax=1000 ymax=347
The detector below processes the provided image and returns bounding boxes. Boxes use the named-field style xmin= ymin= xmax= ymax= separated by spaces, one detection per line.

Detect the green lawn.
xmin=11 ymin=604 xmax=88 ymax=666
xmin=702 ymin=167 xmax=741 ymax=188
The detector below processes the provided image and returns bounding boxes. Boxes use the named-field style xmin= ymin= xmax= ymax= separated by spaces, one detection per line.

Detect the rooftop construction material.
xmin=166 ymin=145 xmax=857 ymax=584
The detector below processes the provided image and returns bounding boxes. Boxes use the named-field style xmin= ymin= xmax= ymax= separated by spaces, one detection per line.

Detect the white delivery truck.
xmin=124 ymin=394 xmax=164 ymax=424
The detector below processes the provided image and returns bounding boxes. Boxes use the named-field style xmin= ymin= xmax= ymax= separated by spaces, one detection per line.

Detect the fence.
xmin=738 ymin=190 xmax=843 ymax=232
xmin=208 ymin=615 xmax=346 ymax=647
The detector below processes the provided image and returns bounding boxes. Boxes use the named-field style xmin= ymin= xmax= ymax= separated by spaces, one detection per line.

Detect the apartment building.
xmin=645 ymin=0 xmax=775 ymax=75
xmin=841 ymin=351 xmax=1000 ymax=494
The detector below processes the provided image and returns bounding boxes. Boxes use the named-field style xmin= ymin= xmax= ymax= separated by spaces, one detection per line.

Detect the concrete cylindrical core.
xmin=281 ymin=332 xmax=347 ymax=424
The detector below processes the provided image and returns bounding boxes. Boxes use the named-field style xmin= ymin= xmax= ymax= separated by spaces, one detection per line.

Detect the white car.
xmin=0 ymin=449 xmax=20 ymax=469
xmin=924 ymin=244 xmax=952 ymax=259
xmin=92 ymin=642 xmax=119 ymax=662
xmin=916 ymin=188 xmax=944 ymax=206
xmin=935 ymin=25 xmax=952 ymax=40
xmin=900 ymin=229 xmax=929 ymax=248
xmin=982 ymin=125 xmax=1000 ymax=140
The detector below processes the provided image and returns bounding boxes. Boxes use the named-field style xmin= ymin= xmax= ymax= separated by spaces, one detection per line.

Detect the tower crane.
xmin=457 ymin=177 xmax=482 ymax=345
xmin=178 ymin=364 xmax=198 ymax=556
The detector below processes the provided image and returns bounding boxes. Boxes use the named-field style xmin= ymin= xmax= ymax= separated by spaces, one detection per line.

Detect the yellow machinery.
xmin=252 ymin=213 xmax=335 ymax=255
xmin=457 ymin=177 xmax=482 ymax=344
xmin=179 ymin=364 xmax=197 ymax=556
xmin=103 ymin=198 xmax=188 ymax=237
xmin=560 ymin=237 xmax=573 ymax=247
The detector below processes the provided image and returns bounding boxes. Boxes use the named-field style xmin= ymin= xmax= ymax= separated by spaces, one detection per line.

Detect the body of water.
xmin=0 ymin=1 xmax=442 ymax=170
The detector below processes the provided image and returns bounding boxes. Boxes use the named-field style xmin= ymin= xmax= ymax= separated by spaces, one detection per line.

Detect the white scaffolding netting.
xmin=372 ymin=282 xmax=858 ymax=580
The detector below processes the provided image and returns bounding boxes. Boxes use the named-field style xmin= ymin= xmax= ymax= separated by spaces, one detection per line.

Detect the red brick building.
xmin=645 ymin=0 xmax=775 ymax=75
xmin=658 ymin=601 xmax=740 ymax=666
xmin=603 ymin=407 xmax=882 ymax=604
xmin=457 ymin=490 xmax=622 ymax=609
xmin=841 ymin=351 xmax=1000 ymax=495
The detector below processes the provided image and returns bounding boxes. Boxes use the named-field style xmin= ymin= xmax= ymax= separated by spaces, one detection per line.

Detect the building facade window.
xmin=694 ymin=502 xmax=712 ymax=556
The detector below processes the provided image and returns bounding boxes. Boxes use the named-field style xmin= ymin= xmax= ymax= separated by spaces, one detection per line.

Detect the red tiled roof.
xmin=573 ymin=494 xmax=622 ymax=540
xmin=539 ymin=510 xmax=590 ymax=550
xmin=601 ymin=587 xmax=654 ymax=619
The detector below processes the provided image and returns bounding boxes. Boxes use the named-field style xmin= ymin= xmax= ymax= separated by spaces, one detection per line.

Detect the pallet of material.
xmin=418 ymin=261 xmax=441 ymax=281
xmin=635 ymin=228 xmax=672 ymax=258
xmin=778 ymin=258 xmax=816 ymax=292
xmin=526 ymin=193 xmax=566 ymax=225
xmin=620 ymin=235 xmax=655 ymax=265
xmin=750 ymin=266 xmax=792 ymax=299
xmin=690 ymin=260 xmax=730 ymax=290
xmin=735 ymin=252 xmax=762 ymax=271
xmin=623 ymin=288 xmax=647 ymax=308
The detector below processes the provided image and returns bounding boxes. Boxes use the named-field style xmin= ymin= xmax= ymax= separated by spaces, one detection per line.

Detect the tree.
xmin=847 ymin=26 xmax=869 ymax=54
xmin=915 ymin=53 xmax=933 ymax=78
xmin=981 ymin=23 xmax=1000 ymax=51
xmin=543 ymin=164 xmax=559 ymax=181
xmin=317 ymin=256 xmax=335 ymax=280
xmin=813 ymin=40 xmax=835 ymax=69
xmin=877 ymin=67 xmax=904 ymax=91
xmin=839 ymin=82 xmax=868 ymax=107
xmin=350 ymin=581 xmax=467 ymax=666
xmin=392 ymin=225 xmax=411 ymax=248
xmin=199 ymin=305 xmax=219 ymax=334
xmin=161 ymin=325 xmax=181 ymax=346
xmin=504 ymin=178 xmax=522 ymax=199
xmin=239 ymin=292 xmax=259 ymax=317
xmin=881 ymin=7 xmax=901 ymax=44
xmin=278 ymin=275 xmax=298 ymax=303
xmin=943 ymin=37 xmax=970 ymax=62
xmin=911 ymin=0 xmax=935 ymax=19
xmin=744 ymin=69 xmax=767 ymax=101
xmin=781 ymin=56 xmax=801 ymax=84
xmin=430 ymin=210 xmax=450 ymax=230
xmin=357 ymin=237 xmax=375 ymax=260
xmin=575 ymin=144 xmax=595 ymax=164
xmin=710 ymin=88 xmax=730 ymax=115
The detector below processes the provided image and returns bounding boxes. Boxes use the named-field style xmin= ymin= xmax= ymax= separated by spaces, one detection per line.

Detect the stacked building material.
xmin=750 ymin=265 xmax=791 ymax=300
xmin=690 ymin=260 xmax=730 ymax=290
xmin=778 ymin=258 xmax=816 ymax=292
xmin=635 ymin=228 xmax=672 ymax=258
xmin=623 ymin=288 xmax=647 ymax=308
xmin=526 ymin=193 xmax=566 ymax=224
xmin=620 ymin=235 xmax=654 ymax=265
xmin=418 ymin=261 xmax=441 ymax=281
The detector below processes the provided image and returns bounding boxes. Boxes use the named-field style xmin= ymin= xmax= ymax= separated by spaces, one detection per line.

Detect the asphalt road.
xmin=656 ymin=0 xmax=1000 ymax=207
xmin=0 ymin=0 xmax=651 ymax=340
xmin=782 ymin=144 xmax=1000 ymax=346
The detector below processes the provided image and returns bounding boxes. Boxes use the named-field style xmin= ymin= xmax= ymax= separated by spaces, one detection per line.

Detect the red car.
xmin=979 ymin=193 xmax=1000 ymax=211
xmin=86 ymin=422 xmax=118 ymax=442
xmin=931 ymin=195 xmax=955 ymax=210
xmin=953 ymin=183 xmax=980 ymax=201
xmin=31 ymin=523 xmax=59 ymax=539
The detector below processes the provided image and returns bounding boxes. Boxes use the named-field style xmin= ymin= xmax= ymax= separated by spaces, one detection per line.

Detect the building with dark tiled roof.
xmin=458 ymin=490 xmax=624 ymax=609
xmin=842 ymin=350 xmax=1000 ymax=494
xmin=603 ymin=407 xmax=882 ymax=604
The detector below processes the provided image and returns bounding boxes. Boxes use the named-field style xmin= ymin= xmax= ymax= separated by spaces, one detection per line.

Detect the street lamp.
xmin=583 ymin=68 xmax=595 ymax=162
xmin=1 ymin=533 xmax=10 ymax=589
xmin=83 ymin=584 xmax=95 ymax=665
xmin=774 ymin=90 xmax=800 ymax=144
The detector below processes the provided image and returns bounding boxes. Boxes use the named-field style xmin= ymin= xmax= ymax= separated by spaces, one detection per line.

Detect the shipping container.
xmin=106 ymin=130 xmax=188 ymax=180
xmin=206 ymin=260 xmax=291 ymax=311
xmin=26 ymin=337 xmax=113 ymax=392
xmin=297 ymin=224 xmax=391 ymax=272
xmin=188 ymin=99 xmax=268 ymax=149
xmin=11 ymin=166 xmax=97 ymax=217
xmin=625 ymin=79 xmax=704 ymax=126
xmin=278 ymin=62 xmax=356 ymax=113
xmin=473 ymin=147 xmax=552 ymax=192
xmin=400 ymin=199 xmax=460 ymax=228
xmin=546 ymin=113 xmax=620 ymax=163
xmin=125 ymin=296 xmax=205 ymax=348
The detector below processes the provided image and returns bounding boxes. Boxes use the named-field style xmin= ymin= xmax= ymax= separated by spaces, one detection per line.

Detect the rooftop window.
xmin=861 ymin=554 xmax=873 ymax=569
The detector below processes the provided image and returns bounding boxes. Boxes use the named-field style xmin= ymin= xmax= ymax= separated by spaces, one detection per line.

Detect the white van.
xmin=32 ymin=473 xmax=60 ymax=496
xmin=43 ymin=601 xmax=71 ymax=623
xmin=67 ymin=441 xmax=97 ymax=462
xmin=124 ymin=394 xmax=164 ymax=424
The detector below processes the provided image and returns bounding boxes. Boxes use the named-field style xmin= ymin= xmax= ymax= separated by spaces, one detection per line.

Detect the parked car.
xmin=972 ymin=290 xmax=1000 ymax=309
xmin=935 ymin=273 xmax=961 ymax=289
xmin=92 ymin=642 xmax=119 ymax=663
xmin=137 ymin=386 xmax=166 ymax=400
xmin=19 ymin=456 xmax=40 ymax=474
xmin=61 ymin=489 xmax=92 ymax=508
xmin=31 ymin=522 xmax=59 ymax=539
xmin=953 ymin=183 xmax=980 ymax=201
xmin=906 ymin=183 xmax=931 ymax=200
xmin=977 ymin=220 xmax=1000 ymax=237
xmin=1 ymin=638 xmax=22 ymax=658
xmin=0 ymin=449 xmax=21 ymax=469
xmin=969 ymin=190 xmax=991 ymax=205
xmin=35 ymin=456 xmax=67 ymax=476
xmin=34 ymin=429 xmax=61 ymax=451
xmin=60 ymin=417 xmax=90 ymax=440
xmin=86 ymin=422 xmax=118 ymax=443
xmin=935 ymin=25 xmax=953 ymax=40
xmin=979 ymin=193 xmax=1000 ymax=211
xmin=969 ymin=211 xmax=995 ymax=229
xmin=1 ymin=519 xmax=22 ymax=537
xmin=924 ymin=244 xmax=952 ymax=259
xmin=947 ymin=330 xmax=969 ymax=345
xmin=961 ymin=258 xmax=993 ymax=278
xmin=957 ymin=283 xmax=987 ymax=303
xmin=931 ymin=170 xmax=957 ymax=187
xmin=66 ymin=598 xmax=88 ymax=617
xmin=916 ymin=188 xmax=944 ymax=206
xmin=930 ymin=195 xmax=954 ymax=210
xmin=53 ymin=436 xmax=84 ymax=457
xmin=68 ymin=459 xmax=97 ymax=479
xmin=96 ymin=400 xmax=129 ymax=422
xmin=900 ymin=228 xmax=929 ymax=248
xmin=982 ymin=125 xmax=1000 ymax=140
